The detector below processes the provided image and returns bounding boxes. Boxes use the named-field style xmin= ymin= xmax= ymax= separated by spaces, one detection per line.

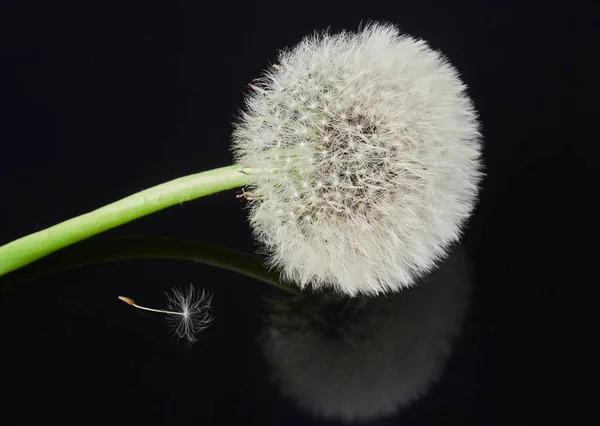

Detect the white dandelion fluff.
xmin=119 ymin=283 xmax=213 ymax=344
xmin=232 ymin=22 xmax=483 ymax=296
xmin=164 ymin=284 xmax=214 ymax=343
xmin=261 ymin=245 xmax=472 ymax=422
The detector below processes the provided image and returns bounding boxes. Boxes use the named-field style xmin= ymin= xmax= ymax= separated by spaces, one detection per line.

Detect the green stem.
xmin=0 ymin=165 xmax=250 ymax=277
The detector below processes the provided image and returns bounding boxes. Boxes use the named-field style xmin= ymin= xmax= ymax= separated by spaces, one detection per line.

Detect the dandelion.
xmin=232 ymin=22 xmax=483 ymax=296
xmin=119 ymin=284 xmax=213 ymax=343
xmin=0 ymin=22 xmax=483 ymax=298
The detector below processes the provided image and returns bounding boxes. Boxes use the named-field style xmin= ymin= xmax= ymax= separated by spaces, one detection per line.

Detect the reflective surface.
xmin=0 ymin=0 xmax=592 ymax=424
xmin=261 ymin=246 xmax=472 ymax=422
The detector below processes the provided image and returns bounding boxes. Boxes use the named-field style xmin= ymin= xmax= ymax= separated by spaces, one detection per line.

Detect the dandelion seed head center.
xmin=240 ymin=75 xmax=423 ymax=223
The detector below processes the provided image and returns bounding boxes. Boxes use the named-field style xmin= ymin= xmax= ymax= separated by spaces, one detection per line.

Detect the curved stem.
xmin=0 ymin=236 xmax=301 ymax=296
xmin=0 ymin=165 xmax=250 ymax=277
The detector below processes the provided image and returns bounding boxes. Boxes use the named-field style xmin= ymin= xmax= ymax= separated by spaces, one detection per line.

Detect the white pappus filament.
xmin=119 ymin=283 xmax=213 ymax=344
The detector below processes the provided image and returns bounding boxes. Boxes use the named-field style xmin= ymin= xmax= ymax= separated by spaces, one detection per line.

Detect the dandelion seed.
xmin=118 ymin=284 xmax=213 ymax=344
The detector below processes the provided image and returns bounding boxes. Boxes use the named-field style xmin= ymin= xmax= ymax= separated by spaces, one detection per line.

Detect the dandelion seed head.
xmin=232 ymin=22 xmax=483 ymax=296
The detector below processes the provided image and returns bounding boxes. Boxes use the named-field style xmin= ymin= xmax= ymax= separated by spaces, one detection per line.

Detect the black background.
xmin=0 ymin=0 xmax=597 ymax=424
